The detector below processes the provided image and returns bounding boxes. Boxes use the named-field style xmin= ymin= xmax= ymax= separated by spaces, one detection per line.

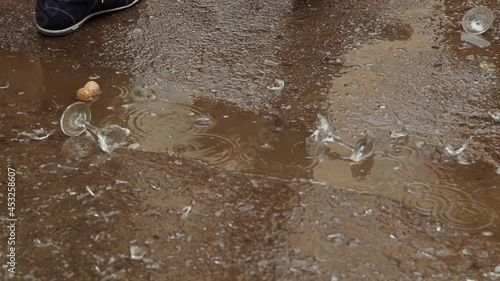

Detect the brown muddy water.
xmin=1 ymin=0 xmax=500 ymax=280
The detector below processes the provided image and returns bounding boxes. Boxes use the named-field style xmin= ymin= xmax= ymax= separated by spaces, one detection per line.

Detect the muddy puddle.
xmin=1 ymin=47 xmax=499 ymax=237
xmin=1 ymin=0 xmax=500 ymax=280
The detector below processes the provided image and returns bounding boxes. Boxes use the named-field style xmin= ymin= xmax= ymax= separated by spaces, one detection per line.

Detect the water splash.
xmin=307 ymin=114 xmax=343 ymax=144
xmin=390 ymin=117 xmax=408 ymax=139
xmin=442 ymin=137 xmax=472 ymax=156
xmin=349 ymin=135 xmax=374 ymax=162
xmin=97 ymin=125 xmax=130 ymax=153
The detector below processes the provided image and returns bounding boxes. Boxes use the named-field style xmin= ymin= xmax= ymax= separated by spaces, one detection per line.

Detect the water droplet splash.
xmin=307 ymin=114 xmax=343 ymax=144
xmin=97 ymin=125 xmax=131 ymax=153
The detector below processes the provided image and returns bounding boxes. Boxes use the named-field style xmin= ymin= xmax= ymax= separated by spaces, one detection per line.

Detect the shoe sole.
xmin=36 ymin=0 xmax=140 ymax=37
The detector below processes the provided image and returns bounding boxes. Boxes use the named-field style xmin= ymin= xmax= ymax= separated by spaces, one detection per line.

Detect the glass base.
xmin=60 ymin=102 xmax=91 ymax=137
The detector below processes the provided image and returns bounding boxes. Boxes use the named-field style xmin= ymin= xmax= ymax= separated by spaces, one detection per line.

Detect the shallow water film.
xmin=0 ymin=0 xmax=499 ymax=280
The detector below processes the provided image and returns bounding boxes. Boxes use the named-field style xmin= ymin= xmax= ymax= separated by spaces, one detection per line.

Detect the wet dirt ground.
xmin=1 ymin=0 xmax=499 ymax=280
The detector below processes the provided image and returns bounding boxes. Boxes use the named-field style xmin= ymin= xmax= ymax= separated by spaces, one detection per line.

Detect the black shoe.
xmin=36 ymin=0 xmax=140 ymax=36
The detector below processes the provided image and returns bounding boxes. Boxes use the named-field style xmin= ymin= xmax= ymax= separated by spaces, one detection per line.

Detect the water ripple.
xmin=402 ymin=182 xmax=496 ymax=231
xmin=175 ymin=133 xmax=240 ymax=166
xmin=125 ymin=102 xmax=211 ymax=146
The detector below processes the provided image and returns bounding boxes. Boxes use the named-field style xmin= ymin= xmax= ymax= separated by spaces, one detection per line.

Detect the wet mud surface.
xmin=1 ymin=0 xmax=500 ymax=280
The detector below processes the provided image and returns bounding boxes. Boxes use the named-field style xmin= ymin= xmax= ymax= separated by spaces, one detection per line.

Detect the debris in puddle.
xmin=56 ymin=164 xmax=79 ymax=171
xmin=128 ymin=143 xmax=141 ymax=149
xmin=180 ymin=205 xmax=192 ymax=220
xmin=97 ymin=125 xmax=130 ymax=153
xmin=85 ymin=186 xmax=95 ymax=197
xmin=489 ymin=111 xmax=500 ymax=122
xmin=326 ymin=233 xmax=345 ymax=243
xmin=461 ymin=32 xmax=491 ymax=48
xmin=0 ymin=76 xmax=10 ymax=89
xmin=33 ymin=238 xmax=55 ymax=248
xmin=461 ymin=6 xmax=494 ymax=35
xmin=390 ymin=117 xmax=408 ymax=139
xmin=442 ymin=137 xmax=472 ymax=156
xmin=344 ymin=82 xmax=359 ymax=89
xmin=130 ymin=245 xmax=147 ymax=261
xmin=115 ymin=179 xmax=128 ymax=184
xmin=348 ymin=238 xmax=361 ymax=247
xmin=88 ymin=74 xmax=101 ymax=80
xmin=18 ymin=128 xmax=55 ymax=140
xmin=479 ymin=61 xmax=496 ymax=72
xmin=267 ymin=79 xmax=285 ymax=94
xmin=76 ymin=80 xmax=101 ymax=101
xmin=263 ymin=59 xmax=279 ymax=66
xmin=460 ymin=248 xmax=473 ymax=257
